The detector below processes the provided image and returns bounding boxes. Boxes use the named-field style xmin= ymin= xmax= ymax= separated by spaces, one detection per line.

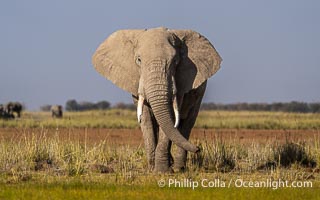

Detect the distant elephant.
xmin=0 ymin=104 xmax=14 ymax=119
xmin=0 ymin=104 xmax=4 ymax=118
xmin=6 ymin=102 xmax=22 ymax=118
xmin=51 ymin=105 xmax=63 ymax=118
xmin=92 ymin=27 xmax=221 ymax=172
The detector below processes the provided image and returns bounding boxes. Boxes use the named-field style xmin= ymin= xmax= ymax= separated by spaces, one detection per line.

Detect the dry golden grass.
xmin=0 ymin=110 xmax=319 ymax=199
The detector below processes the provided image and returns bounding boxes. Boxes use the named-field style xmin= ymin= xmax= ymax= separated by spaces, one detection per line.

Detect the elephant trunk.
xmin=143 ymin=60 xmax=199 ymax=153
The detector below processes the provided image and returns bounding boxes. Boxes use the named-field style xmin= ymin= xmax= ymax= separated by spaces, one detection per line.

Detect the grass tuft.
xmin=274 ymin=142 xmax=317 ymax=168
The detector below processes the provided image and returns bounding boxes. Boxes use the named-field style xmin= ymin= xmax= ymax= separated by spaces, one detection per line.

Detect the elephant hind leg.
xmin=174 ymin=82 xmax=206 ymax=172
xmin=173 ymin=118 xmax=194 ymax=172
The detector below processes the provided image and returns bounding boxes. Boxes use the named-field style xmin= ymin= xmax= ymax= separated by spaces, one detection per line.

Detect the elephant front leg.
xmin=140 ymin=104 xmax=158 ymax=171
xmin=154 ymin=128 xmax=173 ymax=173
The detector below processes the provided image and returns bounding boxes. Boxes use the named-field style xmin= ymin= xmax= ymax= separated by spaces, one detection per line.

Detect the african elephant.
xmin=51 ymin=105 xmax=63 ymax=118
xmin=0 ymin=104 xmax=14 ymax=119
xmin=92 ymin=27 xmax=221 ymax=172
xmin=6 ymin=102 xmax=22 ymax=118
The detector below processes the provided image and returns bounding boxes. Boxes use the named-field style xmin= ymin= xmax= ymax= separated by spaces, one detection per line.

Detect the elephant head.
xmin=92 ymin=27 xmax=221 ymax=153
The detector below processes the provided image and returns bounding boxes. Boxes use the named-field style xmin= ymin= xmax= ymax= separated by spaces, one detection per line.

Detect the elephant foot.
xmin=147 ymin=160 xmax=155 ymax=172
xmin=154 ymin=156 xmax=173 ymax=173
xmin=173 ymin=162 xmax=187 ymax=173
xmin=154 ymin=164 xmax=174 ymax=174
xmin=174 ymin=150 xmax=188 ymax=172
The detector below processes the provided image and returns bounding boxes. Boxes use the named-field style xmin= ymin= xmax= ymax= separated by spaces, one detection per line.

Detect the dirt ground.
xmin=0 ymin=128 xmax=318 ymax=146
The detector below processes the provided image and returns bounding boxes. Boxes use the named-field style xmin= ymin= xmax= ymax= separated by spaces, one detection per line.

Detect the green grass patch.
xmin=0 ymin=178 xmax=319 ymax=200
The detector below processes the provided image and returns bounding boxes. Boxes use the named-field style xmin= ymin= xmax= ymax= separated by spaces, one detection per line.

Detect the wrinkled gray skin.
xmin=51 ymin=105 xmax=63 ymax=118
xmin=92 ymin=27 xmax=221 ymax=173
xmin=6 ymin=102 xmax=22 ymax=118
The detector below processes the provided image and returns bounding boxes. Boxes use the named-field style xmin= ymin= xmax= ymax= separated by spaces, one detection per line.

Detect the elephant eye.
xmin=136 ymin=56 xmax=142 ymax=66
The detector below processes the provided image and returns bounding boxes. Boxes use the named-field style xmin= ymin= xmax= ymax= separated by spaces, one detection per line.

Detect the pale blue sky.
xmin=1 ymin=0 xmax=319 ymax=110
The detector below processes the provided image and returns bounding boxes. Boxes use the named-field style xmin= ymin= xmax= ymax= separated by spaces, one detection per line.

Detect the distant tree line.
xmin=40 ymin=100 xmax=136 ymax=112
xmin=65 ymin=100 xmax=111 ymax=111
xmin=200 ymin=101 xmax=320 ymax=113
xmin=40 ymin=100 xmax=320 ymax=113
xmin=64 ymin=100 xmax=136 ymax=111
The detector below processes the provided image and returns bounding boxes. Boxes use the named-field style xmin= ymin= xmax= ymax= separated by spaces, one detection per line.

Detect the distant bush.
xmin=113 ymin=102 xmax=135 ymax=110
xmin=96 ymin=101 xmax=111 ymax=110
xmin=201 ymin=101 xmax=320 ymax=113
xmin=40 ymin=104 xmax=52 ymax=111
xmin=65 ymin=100 xmax=79 ymax=111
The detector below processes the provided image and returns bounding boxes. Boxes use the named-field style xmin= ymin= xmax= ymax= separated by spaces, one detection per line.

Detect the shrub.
xmin=274 ymin=142 xmax=316 ymax=168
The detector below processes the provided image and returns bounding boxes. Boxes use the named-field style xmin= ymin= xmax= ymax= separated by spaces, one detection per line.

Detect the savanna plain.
xmin=0 ymin=110 xmax=319 ymax=199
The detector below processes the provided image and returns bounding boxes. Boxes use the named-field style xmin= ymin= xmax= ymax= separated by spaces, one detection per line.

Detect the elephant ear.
xmin=92 ymin=29 xmax=145 ymax=96
xmin=170 ymin=30 xmax=222 ymax=94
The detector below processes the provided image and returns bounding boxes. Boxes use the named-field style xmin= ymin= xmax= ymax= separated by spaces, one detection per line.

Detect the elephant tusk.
xmin=137 ymin=95 xmax=144 ymax=123
xmin=172 ymin=76 xmax=179 ymax=128
xmin=173 ymin=95 xmax=180 ymax=128
xmin=172 ymin=76 xmax=177 ymax=95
